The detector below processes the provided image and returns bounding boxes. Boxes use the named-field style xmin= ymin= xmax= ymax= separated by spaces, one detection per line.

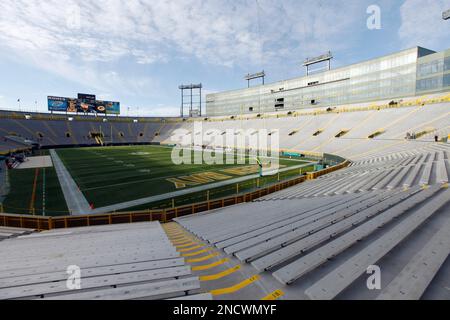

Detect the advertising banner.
xmin=48 ymin=96 xmax=120 ymax=114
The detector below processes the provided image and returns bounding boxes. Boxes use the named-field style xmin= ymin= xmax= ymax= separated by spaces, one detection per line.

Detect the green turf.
xmin=2 ymin=166 xmax=69 ymax=216
xmin=120 ymin=164 xmax=316 ymax=212
xmin=2 ymin=145 xmax=316 ymax=216
xmin=56 ymin=145 xmax=311 ymax=209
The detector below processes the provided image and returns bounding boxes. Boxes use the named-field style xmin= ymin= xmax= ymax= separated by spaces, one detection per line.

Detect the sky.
xmin=0 ymin=0 xmax=449 ymax=116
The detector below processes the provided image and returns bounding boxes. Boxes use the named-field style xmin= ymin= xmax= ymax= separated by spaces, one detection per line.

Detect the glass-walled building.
xmin=416 ymin=48 xmax=450 ymax=93
xmin=206 ymin=47 xmax=449 ymax=116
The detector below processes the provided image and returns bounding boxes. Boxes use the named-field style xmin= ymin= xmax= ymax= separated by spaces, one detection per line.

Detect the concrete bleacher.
xmin=1 ymin=97 xmax=449 ymax=156
xmin=304 ymin=186 xmax=449 ymax=299
xmin=0 ymin=115 xmax=164 ymax=149
xmin=0 ymin=222 xmax=202 ymax=300
xmin=0 ymin=227 xmax=34 ymax=241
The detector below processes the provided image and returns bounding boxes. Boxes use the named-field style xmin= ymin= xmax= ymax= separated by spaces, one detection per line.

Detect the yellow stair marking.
xmin=200 ymin=265 xmax=241 ymax=281
xmin=170 ymin=234 xmax=189 ymax=240
xmin=186 ymin=252 xmax=220 ymax=263
xmin=172 ymin=239 xmax=195 ymax=245
xmin=289 ymin=116 xmax=318 ymax=150
xmin=182 ymin=248 xmax=214 ymax=257
xmin=167 ymin=231 xmax=185 ymax=236
xmin=171 ymin=236 xmax=194 ymax=242
xmin=142 ymin=122 xmax=149 ymax=139
xmin=175 ymin=242 xmax=198 ymax=249
xmin=172 ymin=239 xmax=193 ymax=244
xmin=262 ymin=290 xmax=285 ymax=300
xmin=294 ymin=113 xmax=341 ymax=150
xmin=192 ymin=258 xmax=230 ymax=272
xmin=127 ymin=123 xmax=133 ymax=137
xmin=178 ymin=245 xmax=205 ymax=253
xmin=43 ymin=121 xmax=58 ymax=137
xmin=310 ymin=113 xmax=343 ymax=152
xmin=12 ymin=119 xmax=36 ymax=136
xmin=210 ymin=275 xmax=260 ymax=296
xmin=164 ymin=226 xmax=182 ymax=231
xmin=167 ymin=232 xmax=186 ymax=238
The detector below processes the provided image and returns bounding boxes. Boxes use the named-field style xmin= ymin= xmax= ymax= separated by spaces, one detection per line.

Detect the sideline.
xmin=50 ymin=149 xmax=91 ymax=215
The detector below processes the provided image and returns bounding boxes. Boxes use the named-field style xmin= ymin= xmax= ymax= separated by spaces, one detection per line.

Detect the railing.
xmin=0 ymin=160 xmax=350 ymax=231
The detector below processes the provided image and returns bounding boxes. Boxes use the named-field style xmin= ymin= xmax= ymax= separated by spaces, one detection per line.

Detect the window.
xmin=418 ymin=59 xmax=444 ymax=77
xmin=417 ymin=76 xmax=443 ymax=91
xmin=444 ymin=74 xmax=450 ymax=87
xmin=445 ymin=56 xmax=450 ymax=72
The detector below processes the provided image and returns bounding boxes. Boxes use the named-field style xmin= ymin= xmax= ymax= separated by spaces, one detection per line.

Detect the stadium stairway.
xmin=0 ymin=222 xmax=208 ymax=300
xmin=161 ymin=222 xmax=285 ymax=301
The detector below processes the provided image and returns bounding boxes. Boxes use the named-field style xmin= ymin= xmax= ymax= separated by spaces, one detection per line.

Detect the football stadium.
xmin=0 ymin=1 xmax=449 ymax=306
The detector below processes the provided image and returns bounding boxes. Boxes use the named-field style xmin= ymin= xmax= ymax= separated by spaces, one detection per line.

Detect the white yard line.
xmin=49 ymin=150 xmax=92 ymax=216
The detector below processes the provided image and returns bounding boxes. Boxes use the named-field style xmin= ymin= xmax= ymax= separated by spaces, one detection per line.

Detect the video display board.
xmin=48 ymin=94 xmax=120 ymax=114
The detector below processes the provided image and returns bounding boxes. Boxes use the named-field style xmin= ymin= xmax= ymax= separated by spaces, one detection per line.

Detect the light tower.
xmin=303 ymin=51 xmax=333 ymax=76
xmin=244 ymin=71 xmax=265 ymax=88
xmin=179 ymin=84 xmax=202 ymax=118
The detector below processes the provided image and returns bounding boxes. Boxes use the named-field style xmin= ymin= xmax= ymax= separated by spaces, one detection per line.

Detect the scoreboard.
xmin=48 ymin=93 xmax=120 ymax=114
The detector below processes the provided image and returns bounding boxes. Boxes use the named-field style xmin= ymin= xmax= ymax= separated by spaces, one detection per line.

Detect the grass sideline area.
xmin=2 ymin=145 xmax=316 ymax=216
xmin=2 ymin=166 xmax=68 ymax=216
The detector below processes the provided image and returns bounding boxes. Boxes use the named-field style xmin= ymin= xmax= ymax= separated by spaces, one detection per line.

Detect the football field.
xmin=3 ymin=145 xmax=316 ymax=216
xmin=57 ymin=145 xmax=314 ymax=210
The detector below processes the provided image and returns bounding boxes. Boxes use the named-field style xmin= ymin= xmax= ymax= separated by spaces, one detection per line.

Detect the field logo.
xmin=66 ymin=265 xmax=82 ymax=290
xmin=367 ymin=5 xmax=381 ymax=30
xmin=366 ymin=265 xmax=381 ymax=290
xmin=170 ymin=122 xmax=280 ymax=173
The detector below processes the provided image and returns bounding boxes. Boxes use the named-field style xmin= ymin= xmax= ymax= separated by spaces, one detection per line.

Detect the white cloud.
xmin=0 ymin=0 xmax=363 ymax=67
xmin=399 ymin=0 xmax=450 ymax=49
xmin=0 ymin=0 xmax=365 ymax=103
